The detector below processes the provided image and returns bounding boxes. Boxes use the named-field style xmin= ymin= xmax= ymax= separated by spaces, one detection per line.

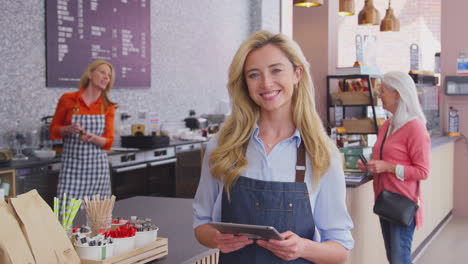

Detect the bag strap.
xmin=378 ymin=123 xmax=420 ymax=202
xmin=377 ymin=124 xmax=389 ymax=189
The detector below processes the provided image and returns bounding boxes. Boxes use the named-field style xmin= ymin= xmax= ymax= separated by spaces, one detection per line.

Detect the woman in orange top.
xmin=50 ymin=60 xmax=117 ymax=203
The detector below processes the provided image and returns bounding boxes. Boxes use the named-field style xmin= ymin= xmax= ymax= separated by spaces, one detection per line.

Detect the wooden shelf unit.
xmin=326 ymin=74 xmax=382 ymax=135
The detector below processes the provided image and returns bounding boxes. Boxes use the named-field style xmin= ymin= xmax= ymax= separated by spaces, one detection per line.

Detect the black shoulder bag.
xmin=373 ymin=125 xmax=419 ymax=227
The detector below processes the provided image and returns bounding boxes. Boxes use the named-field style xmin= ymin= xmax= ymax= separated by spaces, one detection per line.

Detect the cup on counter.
xmin=88 ymin=215 xmax=112 ymax=236
xmin=135 ymin=227 xmax=159 ymax=248
xmin=1 ymin=183 xmax=10 ymax=196
xmin=113 ymin=236 xmax=135 ymax=255
xmin=75 ymin=243 xmax=114 ymax=260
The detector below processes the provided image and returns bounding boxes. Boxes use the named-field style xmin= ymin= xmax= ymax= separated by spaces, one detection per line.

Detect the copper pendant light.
xmin=294 ymin=0 xmax=323 ymax=8
xmin=358 ymin=0 xmax=381 ymax=25
xmin=339 ymin=0 xmax=355 ymax=16
xmin=380 ymin=0 xmax=400 ymax=31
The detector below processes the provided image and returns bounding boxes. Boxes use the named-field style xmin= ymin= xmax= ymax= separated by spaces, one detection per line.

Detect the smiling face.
xmin=379 ymin=83 xmax=400 ymax=114
xmin=243 ymin=44 xmax=302 ymax=115
xmin=88 ymin=63 xmax=112 ymax=91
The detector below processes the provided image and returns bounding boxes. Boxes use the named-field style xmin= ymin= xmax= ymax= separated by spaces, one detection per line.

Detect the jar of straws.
xmin=84 ymin=195 xmax=116 ymax=236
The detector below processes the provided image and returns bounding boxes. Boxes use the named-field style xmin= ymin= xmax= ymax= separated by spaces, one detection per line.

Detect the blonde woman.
xmin=51 ymin=60 xmax=117 ymax=202
xmin=193 ymin=31 xmax=353 ymax=263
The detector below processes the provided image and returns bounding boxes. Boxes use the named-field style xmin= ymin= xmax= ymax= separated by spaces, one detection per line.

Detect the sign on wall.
xmin=46 ymin=0 xmax=151 ymax=88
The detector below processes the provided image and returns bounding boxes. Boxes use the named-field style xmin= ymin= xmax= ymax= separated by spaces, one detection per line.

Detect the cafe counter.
xmin=345 ymin=136 xmax=457 ymax=264
xmin=75 ymin=196 xmax=218 ymax=264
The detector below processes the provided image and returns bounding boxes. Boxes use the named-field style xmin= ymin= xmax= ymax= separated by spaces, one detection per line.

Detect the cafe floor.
xmin=414 ymin=215 xmax=468 ymax=264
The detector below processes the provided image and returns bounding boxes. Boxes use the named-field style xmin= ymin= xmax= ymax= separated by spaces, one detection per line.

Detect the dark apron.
xmin=220 ymin=142 xmax=315 ymax=264
xmin=57 ymin=100 xmax=111 ymax=202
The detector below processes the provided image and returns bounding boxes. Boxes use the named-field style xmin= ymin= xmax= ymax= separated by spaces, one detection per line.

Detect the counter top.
xmin=0 ymin=139 xmax=206 ymax=171
xmin=1 ymin=136 xmax=458 ymax=188
xmin=74 ymin=196 xmax=217 ymax=264
xmin=346 ymin=175 xmax=373 ymax=188
xmin=344 ymin=135 xmax=458 ymax=188
xmin=430 ymin=135 xmax=460 ymax=150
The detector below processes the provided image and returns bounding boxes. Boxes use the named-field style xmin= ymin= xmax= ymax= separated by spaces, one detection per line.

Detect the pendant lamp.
xmin=294 ymin=0 xmax=323 ymax=8
xmin=380 ymin=0 xmax=400 ymax=31
xmin=358 ymin=0 xmax=380 ymax=25
xmin=339 ymin=0 xmax=355 ymax=16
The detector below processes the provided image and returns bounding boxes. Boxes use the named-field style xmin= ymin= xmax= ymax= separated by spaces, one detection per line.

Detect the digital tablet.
xmin=209 ymin=222 xmax=284 ymax=240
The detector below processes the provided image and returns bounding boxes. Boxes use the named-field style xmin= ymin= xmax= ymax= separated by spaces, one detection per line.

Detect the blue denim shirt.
xmin=193 ymin=127 xmax=354 ymax=250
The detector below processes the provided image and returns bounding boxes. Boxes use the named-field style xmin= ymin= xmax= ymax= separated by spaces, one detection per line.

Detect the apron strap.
xmin=295 ymin=141 xmax=306 ymax=183
xmin=73 ymin=100 xmax=80 ymax=114
xmin=73 ymin=94 xmax=105 ymax=115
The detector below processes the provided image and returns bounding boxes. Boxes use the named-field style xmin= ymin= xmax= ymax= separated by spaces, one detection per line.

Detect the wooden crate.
xmin=81 ymin=237 xmax=168 ymax=264
xmin=343 ymin=118 xmax=377 ymax=134
xmin=331 ymin=91 xmax=377 ymax=105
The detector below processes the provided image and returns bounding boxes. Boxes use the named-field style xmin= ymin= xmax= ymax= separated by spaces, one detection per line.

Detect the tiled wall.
xmin=0 ymin=0 xmax=280 ymax=147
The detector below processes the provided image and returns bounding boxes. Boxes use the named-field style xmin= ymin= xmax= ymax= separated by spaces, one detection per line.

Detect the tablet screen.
xmin=209 ymin=222 xmax=284 ymax=240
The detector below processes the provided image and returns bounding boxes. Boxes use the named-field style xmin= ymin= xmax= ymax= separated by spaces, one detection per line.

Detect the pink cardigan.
xmin=372 ymin=119 xmax=431 ymax=228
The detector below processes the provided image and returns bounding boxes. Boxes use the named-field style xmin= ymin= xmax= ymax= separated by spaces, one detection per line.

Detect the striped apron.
xmin=57 ymin=100 xmax=111 ymax=202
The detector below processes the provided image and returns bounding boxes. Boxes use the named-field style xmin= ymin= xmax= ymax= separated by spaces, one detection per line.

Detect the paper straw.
xmin=61 ymin=193 xmax=67 ymax=226
xmin=63 ymin=198 xmax=76 ymax=227
xmin=66 ymin=199 xmax=82 ymax=227
xmin=53 ymin=197 xmax=59 ymax=219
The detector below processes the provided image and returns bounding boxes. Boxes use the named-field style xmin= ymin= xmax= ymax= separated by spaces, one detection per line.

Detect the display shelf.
xmin=326 ymin=74 xmax=381 ymax=135
xmin=409 ymin=73 xmax=438 ymax=85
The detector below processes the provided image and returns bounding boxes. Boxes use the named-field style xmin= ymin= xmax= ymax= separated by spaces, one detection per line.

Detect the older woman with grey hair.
xmin=358 ymin=71 xmax=430 ymax=264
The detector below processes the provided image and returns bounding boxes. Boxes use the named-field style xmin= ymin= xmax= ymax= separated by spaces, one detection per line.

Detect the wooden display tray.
xmin=81 ymin=237 xmax=168 ymax=264
xmin=342 ymin=118 xmax=377 ymax=134
xmin=331 ymin=91 xmax=377 ymax=105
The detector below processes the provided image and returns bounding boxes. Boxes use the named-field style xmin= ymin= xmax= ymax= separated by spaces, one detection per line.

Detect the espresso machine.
xmin=39 ymin=116 xmax=62 ymax=150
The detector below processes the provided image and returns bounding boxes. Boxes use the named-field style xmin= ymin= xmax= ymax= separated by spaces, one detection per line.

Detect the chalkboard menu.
xmin=46 ymin=0 xmax=151 ymax=88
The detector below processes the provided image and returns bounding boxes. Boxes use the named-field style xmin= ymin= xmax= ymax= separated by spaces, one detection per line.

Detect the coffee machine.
xmin=38 ymin=116 xmax=63 ymax=150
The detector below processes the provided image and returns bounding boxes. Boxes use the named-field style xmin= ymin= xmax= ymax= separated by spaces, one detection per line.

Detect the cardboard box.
xmin=331 ymin=91 xmax=378 ymax=105
xmin=343 ymin=118 xmax=377 ymax=134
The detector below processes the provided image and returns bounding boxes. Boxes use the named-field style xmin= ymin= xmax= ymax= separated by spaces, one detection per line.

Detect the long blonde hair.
xmin=79 ymin=60 xmax=118 ymax=108
xmin=210 ymin=30 xmax=336 ymax=195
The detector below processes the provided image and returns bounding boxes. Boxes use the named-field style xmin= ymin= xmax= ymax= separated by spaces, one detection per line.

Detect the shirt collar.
xmin=77 ymin=87 xmax=103 ymax=105
xmin=252 ymin=124 xmax=302 ymax=147
xmin=292 ymin=129 xmax=302 ymax=148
